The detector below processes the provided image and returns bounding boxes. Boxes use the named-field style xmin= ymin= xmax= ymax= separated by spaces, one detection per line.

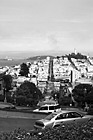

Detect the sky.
xmin=0 ymin=0 xmax=93 ymax=57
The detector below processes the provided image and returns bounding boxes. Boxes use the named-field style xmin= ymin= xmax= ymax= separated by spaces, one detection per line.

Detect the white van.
xmin=33 ymin=104 xmax=61 ymax=113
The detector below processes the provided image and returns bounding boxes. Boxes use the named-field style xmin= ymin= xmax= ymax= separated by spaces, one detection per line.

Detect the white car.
xmin=34 ymin=110 xmax=93 ymax=130
xmin=33 ymin=104 xmax=61 ymax=113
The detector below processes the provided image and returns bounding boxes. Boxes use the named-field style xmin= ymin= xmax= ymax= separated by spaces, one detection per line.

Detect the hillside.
xmin=26 ymin=55 xmax=55 ymax=61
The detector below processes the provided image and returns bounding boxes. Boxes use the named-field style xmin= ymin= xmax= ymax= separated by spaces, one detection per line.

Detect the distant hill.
xmin=26 ymin=53 xmax=88 ymax=61
xmin=67 ymin=53 xmax=87 ymax=59
xmin=26 ymin=55 xmax=55 ymax=61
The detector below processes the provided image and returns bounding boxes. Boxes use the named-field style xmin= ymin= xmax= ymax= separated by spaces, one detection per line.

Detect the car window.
xmin=70 ymin=112 xmax=82 ymax=118
xmin=65 ymin=112 xmax=81 ymax=118
xmin=65 ymin=113 xmax=73 ymax=118
xmin=48 ymin=105 xmax=60 ymax=110
xmin=39 ymin=106 xmax=48 ymax=110
xmin=56 ymin=113 xmax=66 ymax=120
xmin=49 ymin=106 xmax=54 ymax=110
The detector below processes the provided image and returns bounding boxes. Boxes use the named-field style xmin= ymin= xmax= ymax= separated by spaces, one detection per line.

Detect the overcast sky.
xmin=0 ymin=0 xmax=93 ymax=56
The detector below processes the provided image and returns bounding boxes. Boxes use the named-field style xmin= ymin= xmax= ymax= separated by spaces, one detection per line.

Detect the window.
xmin=39 ymin=106 xmax=48 ymax=110
xmin=68 ymin=112 xmax=81 ymax=118
xmin=71 ymin=112 xmax=81 ymax=118
xmin=56 ymin=113 xmax=66 ymax=120
xmin=49 ymin=106 xmax=54 ymax=110
xmin=65 ymin=113 xmax=71 ymax=118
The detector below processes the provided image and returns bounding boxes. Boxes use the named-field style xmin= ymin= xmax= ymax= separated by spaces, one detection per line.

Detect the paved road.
xmin=0 ymin=117 xmax=36 ymax=132
xmin=0 ymin=109 xmax=48 ymax=132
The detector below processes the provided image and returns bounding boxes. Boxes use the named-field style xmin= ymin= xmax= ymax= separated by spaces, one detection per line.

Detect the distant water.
xmin=0 ymin=51 xmax=57 ymax=67
xmin=0 ymin=51 xmax=37 ymax=59
xmin=0 ymin=50 xmax=93 ymax=67
xmin=0 ymin=59 xmax=32 ymax=67
xmin=0 ymin=50 xmax=65 ymax=67
xmin=0 ymin=50 xmax=70 ymax=59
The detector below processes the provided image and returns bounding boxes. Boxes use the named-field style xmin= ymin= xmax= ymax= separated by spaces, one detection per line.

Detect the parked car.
xmin=33 ymin=104 xmax=61 ymax=113
xmin=34 ymin=110 xmax=93 ymax=130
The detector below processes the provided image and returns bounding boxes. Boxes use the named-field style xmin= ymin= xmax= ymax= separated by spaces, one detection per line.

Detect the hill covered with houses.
xmin=0 ymin=52 xmax=93 ymax=108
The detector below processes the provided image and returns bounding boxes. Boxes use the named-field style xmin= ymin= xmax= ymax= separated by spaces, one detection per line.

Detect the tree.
xmin=68 ymin=53 xmax=87 ymax=59
xmin=16 ymin=81 xmax=43 ymax=106
xmin=58 ymin=96 xmax=72 ymax=106
xmin=51 ymin=90 xmax=60 ymax=101
xmin=3 ymin=74 xmax=12 ymax=102
xmin=85 ymin=87 xmax=93 ymax=104
xmin=72 ymin=84 xmax=93 ymax=108
xmin=3 ymin=74 xmax=12 ymax=92
xmin=19 ymin=63 xmax=29 ymax=77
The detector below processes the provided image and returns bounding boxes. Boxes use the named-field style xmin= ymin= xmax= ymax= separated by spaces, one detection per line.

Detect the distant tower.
xmin=74 ymin=48 xmax=77 ymax=55
xmin=87 ymin=53 xmax=90 ymax=58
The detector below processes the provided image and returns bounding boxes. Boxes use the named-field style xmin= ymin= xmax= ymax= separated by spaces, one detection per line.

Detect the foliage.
xmin=0 ymin=121 xmax=93 ymax=140
xmin=68 ymin=52 xmax=87 ymax=59
xmin=16 ymin=81 xmax=43 ymax=106
xmin=72 ymin=84 xmax=93 ymax=107
xmin=6 ymin=92 xmax=14 ymax=103
xmin=51 ymin=90 xmax=60 ymax=100
xmin=51 ymin=89 xmax=72 ymax=106
xmin=19 ymin=63 xmax=29 ymax=77
xmin=0 ymin=94 xmax=4 ymax=102
xmin=85 ymin=88 xmax=93 ymax=104
xmin=0 ymin=92 xmax=14 ymax=104
xmin=58 ymin=95 xmax=72 ymax=106
xmin=16 ymin=95 xmax=27 ymax=106
xmin=3 ymin=74 xmax=12 ymax=92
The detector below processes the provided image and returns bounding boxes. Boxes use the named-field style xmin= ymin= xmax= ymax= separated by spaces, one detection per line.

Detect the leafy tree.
xmin=3 ymin=74 xmax=12 ymax=92
xmin=68 ymin=53 xmax=87 ymax=59
xmin=85 ymin=87 xmax=93 ymax=104
xmin=16 ymin=81 xmax=43 ymax=106
xmin=19 ymin=63 xmax=29 ymax=77
xmin=0 ymin=94 xmax=4 ymax=102
xmin=3 ymin=74 xmax=13 ymax=102
xmin=58 ymin=96 xmax=72 ymax=106
xmin=51 ymin=90 xmax=60 ymax=101
xmin=72 ymin=84 xmax=93 ymax=108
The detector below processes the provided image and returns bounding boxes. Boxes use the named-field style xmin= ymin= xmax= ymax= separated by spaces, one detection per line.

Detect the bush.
xmin=59 ymin=96 xmax=72 ymax=106
xmin=6 ymin=93 xmax=14 ymax=104
xmin=0 ymin=94 xmax=4 ymax=102
xmin=16 ymin=81 xmax=43 ymax=107
xmin=16 ymin=96 xmax=26 ymax=106
xmin=0 ymin=121 xmax=93 ymax=140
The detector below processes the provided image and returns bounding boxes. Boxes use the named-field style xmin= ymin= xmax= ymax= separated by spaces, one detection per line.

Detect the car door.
xmin=71 ymin=112 xmax=89 ymax=124
xmin=61 ymin=112 xmax=77 ymax=124
xmin=53 ymin=113 xmax=65 ymax=127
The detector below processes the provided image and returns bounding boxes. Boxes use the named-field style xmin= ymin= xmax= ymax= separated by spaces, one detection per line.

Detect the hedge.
xmin=0 ymin=120 xmax=93 ymax=140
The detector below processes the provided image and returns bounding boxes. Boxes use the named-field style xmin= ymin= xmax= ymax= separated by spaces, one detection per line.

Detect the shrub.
xmin=0 ymin=120 xmax=93 ymax=139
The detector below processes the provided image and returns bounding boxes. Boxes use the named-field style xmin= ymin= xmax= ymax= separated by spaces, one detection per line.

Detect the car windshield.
xmin=45 ymin=113 xmax=57 ymax=120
